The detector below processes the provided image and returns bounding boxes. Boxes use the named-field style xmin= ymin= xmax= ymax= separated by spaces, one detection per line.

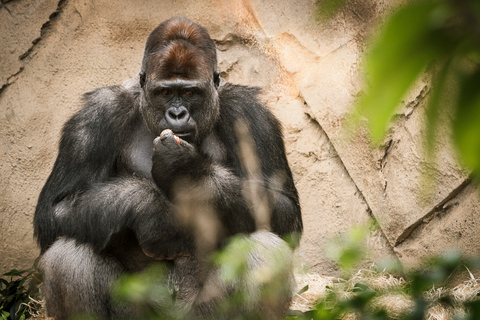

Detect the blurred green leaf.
xmin=324 ymin=226 xmax=368 ymax=273
xmin=454 ymin=68 xmax=480 ymax=175
xmin=2 ymin=271 xmax=22 ymax=278
xmin=296 ymin=285 xmax=309 ymax=296
xmin=425 ymin=59 xmax=452 ymax=157
xmin=112 ymin=264 xmax=171 ymax=304
xmin=213 ymin=235 xmax=251 ymax=284
xmin=357 ymin=0 xmax=453 ymax=144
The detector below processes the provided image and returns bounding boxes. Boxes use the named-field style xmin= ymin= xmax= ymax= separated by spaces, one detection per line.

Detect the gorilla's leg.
xmin=40 ymin=238 xmax=133 ymax=320
xmin=173 ymin=230 xmax=295 ymax=319
xmin=234 ymin=230 xmax=295 ymax=319
xmin=42 ymin=233 xmax=294 ymax=320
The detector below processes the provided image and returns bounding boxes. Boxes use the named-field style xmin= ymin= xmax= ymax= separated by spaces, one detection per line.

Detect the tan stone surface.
xmin=0 ymin=0 xmax=60 ymax=85
xmin=395 ymin=182 xmax=480 ymax=270
xmin=0 ymin=0 xmax=477 ymax=277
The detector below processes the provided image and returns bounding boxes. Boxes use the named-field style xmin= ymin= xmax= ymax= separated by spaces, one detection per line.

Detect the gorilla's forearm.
xmin=54 ymin=177 xmax=189 ymax=253
xmin=205 ymin=164 xmax=302 ymax=239
xmin=207 ymin=164 xmax=257 ymax=234
xmin=270 ymin=190 xmax=303 ymax=244
xmin=166 ymin=162 xmax=256 ymax=237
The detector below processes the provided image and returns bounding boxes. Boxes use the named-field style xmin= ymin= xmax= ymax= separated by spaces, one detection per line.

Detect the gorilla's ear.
xmin=213 ymin=71 xmax=220 ymax=89
xmin=139 ymin=71 xmax=146 ymax=88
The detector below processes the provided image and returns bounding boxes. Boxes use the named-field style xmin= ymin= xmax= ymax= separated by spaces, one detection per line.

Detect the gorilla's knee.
xmin=41 ymin=238 xmax=125 ymax=319
xmin=185 ymin=230 xmax=294 ymax=319
xmin=236 ymin=230 xmax=295 ymax=318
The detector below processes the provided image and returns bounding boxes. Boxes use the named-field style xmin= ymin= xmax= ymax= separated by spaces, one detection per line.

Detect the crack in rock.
xmin=394 ymin=178 xmax=471 ymax=247
xmin=299 ymin=93 xmax=398 ymax=256
xmin=215 ymin=33 xmax=255 ymax=51
xmin=0 ymin=66 xmax=23 ymax=94
xmin=378 ymin=138 xmax=393 ymax=172
xmin=302 ymin=98 xmax=372 ymax=214
xmin=0 ymin=0 xmax=67 ymax=96
xmin=394 ymin=85 xmax=430 ymax=120
xmin=20 ymin=0 xmax=67 ymax=62
xmin=0 ymin=0 xmax=12 ymax=15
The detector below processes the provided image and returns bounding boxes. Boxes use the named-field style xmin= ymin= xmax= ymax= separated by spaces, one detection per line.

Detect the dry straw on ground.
xmin=292 ymin=267 xmax=480 ymax=320
xmin=30 ymin=267 xmax=480 ymax=319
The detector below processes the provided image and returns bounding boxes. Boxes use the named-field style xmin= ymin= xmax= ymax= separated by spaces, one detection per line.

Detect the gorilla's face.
xmin=141 ymin=76 xmax=220 ymax=145
xmin=138 ymin=17 xmax=221 ymax=145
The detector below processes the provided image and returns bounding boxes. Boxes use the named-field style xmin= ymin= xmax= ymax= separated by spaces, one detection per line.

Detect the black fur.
xmin=34 ymin=17 xmax=302 ymax=320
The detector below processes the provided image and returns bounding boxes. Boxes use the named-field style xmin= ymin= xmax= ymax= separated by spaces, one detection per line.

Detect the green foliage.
xmin=324 ymin=226 xmax=369 ymax=275
xmin=107 ymin=227 xmax=480 ymax=320
xmin=0 ymin=269 xmax=40 ymax=320
xmin=343 ymin=0 xmax=480 ymax=177
xmin=454 ymin=67 xmax=480 ymax=175
xmin=356 ymin=0 xmax=453 ymax=142
xmin=111 ymin=264 xmax=183 ymax=320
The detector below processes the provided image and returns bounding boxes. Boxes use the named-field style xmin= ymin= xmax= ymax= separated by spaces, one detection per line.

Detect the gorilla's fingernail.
xmin=160 ymin=129 xmax=174 ymax=140
xmin=142 ymin=249 xmax=156 ymax=258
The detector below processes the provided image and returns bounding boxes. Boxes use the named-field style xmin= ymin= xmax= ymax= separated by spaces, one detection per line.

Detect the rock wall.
xmin=1 ymin=0 xmax=478 ymax=276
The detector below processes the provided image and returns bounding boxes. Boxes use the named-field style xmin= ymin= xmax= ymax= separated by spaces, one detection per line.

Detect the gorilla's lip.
xmin=173 ymin=131 xmax=194 ymax=142
xmin=173 ymin=131 xmax=192 ymax=138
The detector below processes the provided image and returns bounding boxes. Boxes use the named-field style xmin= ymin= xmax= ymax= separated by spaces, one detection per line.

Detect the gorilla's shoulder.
xmin=218 ymin=83 xmax=281 ymax=130
xmin=64 ymin=79 xmax=141 ymax=137
xmin=82 ymin=78 xmax=141 ymax=113
xmin=218 ymin=83 xmax=262 ymax=101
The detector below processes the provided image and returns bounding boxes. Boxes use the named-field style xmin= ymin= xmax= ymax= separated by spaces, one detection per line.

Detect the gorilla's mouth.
xmin=174 ymin=131 xmax=195 ymax=143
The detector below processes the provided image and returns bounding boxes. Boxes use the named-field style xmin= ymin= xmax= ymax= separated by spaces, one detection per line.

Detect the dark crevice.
xmin=377 ymin=85 xmax=429 ymax=167
xmin=214 ymin=33 xmax=255 ymax=51
xmin=394 ymin=178 xmax=471 ymax=247
xmin=392 ymin=85 xmax=430 ymax=122
xmin=0 ymin=0 xmax=12 ymax=15
xmin=379 ymin=138 xmax=393 ymax=172
xmin=19 ymin=0 xmax=67 ymax=62
xmin=405 ymin=85 xmax=429 ymax=118
xmin=0 ymin=0 xmax=67 ymax=97
xmin=0 ymin=66 xmax=23 ymax=97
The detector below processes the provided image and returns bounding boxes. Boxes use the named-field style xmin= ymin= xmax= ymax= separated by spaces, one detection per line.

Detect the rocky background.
xmin=1 ymin=0 xmax=478 ymax=277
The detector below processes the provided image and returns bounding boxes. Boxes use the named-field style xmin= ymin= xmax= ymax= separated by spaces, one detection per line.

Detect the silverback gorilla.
xmin=34 ymin=17 xmax=302 ymax=319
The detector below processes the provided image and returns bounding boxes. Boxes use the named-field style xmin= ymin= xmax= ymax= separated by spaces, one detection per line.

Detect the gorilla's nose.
xmin=166 ymin=106 xmax=189 ymax=125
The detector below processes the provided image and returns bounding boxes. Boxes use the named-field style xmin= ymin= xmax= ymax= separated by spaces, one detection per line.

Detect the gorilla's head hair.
xmin=141 ymin=17 xmax=218 ymax=82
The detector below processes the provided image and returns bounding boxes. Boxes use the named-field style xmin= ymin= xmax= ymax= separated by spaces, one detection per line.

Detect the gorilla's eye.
xmin=184 ymin=89 xmax=195 ymax=96
xmin=159 ymin=89 xmax=172 ymax=96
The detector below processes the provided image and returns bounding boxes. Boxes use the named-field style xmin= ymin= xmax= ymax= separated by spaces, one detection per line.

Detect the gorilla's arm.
xmin=218 ymin=84 xmax=303 ymax=239
xmin=34 ymin=85 xmax=188 ymax=255
xmin=151 ymin=132 xmax=257 ymax=238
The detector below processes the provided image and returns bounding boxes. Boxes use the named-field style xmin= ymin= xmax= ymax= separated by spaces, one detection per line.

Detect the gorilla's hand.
xmin=139 ymin=229 xmax=193 ymax=261
xmin=151 ymin=129 xmax=205 ymax=194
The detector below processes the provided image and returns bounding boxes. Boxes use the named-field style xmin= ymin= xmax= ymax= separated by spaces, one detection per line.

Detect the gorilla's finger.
xmin=160 ymin=129 xmax=175 ymax=141
xmin=153 ymin=135 xmax=179 ymax=151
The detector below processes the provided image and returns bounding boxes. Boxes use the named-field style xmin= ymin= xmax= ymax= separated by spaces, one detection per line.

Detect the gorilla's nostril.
xmin=167 ymin=106 xmax=189 ymax=121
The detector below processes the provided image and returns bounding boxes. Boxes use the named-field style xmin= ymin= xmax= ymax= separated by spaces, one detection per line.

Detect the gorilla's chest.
xmin=123 ymin=123 xmax=155 ymax=179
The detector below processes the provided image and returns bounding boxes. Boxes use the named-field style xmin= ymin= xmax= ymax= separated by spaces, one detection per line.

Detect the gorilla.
xmin=34 ymin=17 xmax=302 ymax=319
